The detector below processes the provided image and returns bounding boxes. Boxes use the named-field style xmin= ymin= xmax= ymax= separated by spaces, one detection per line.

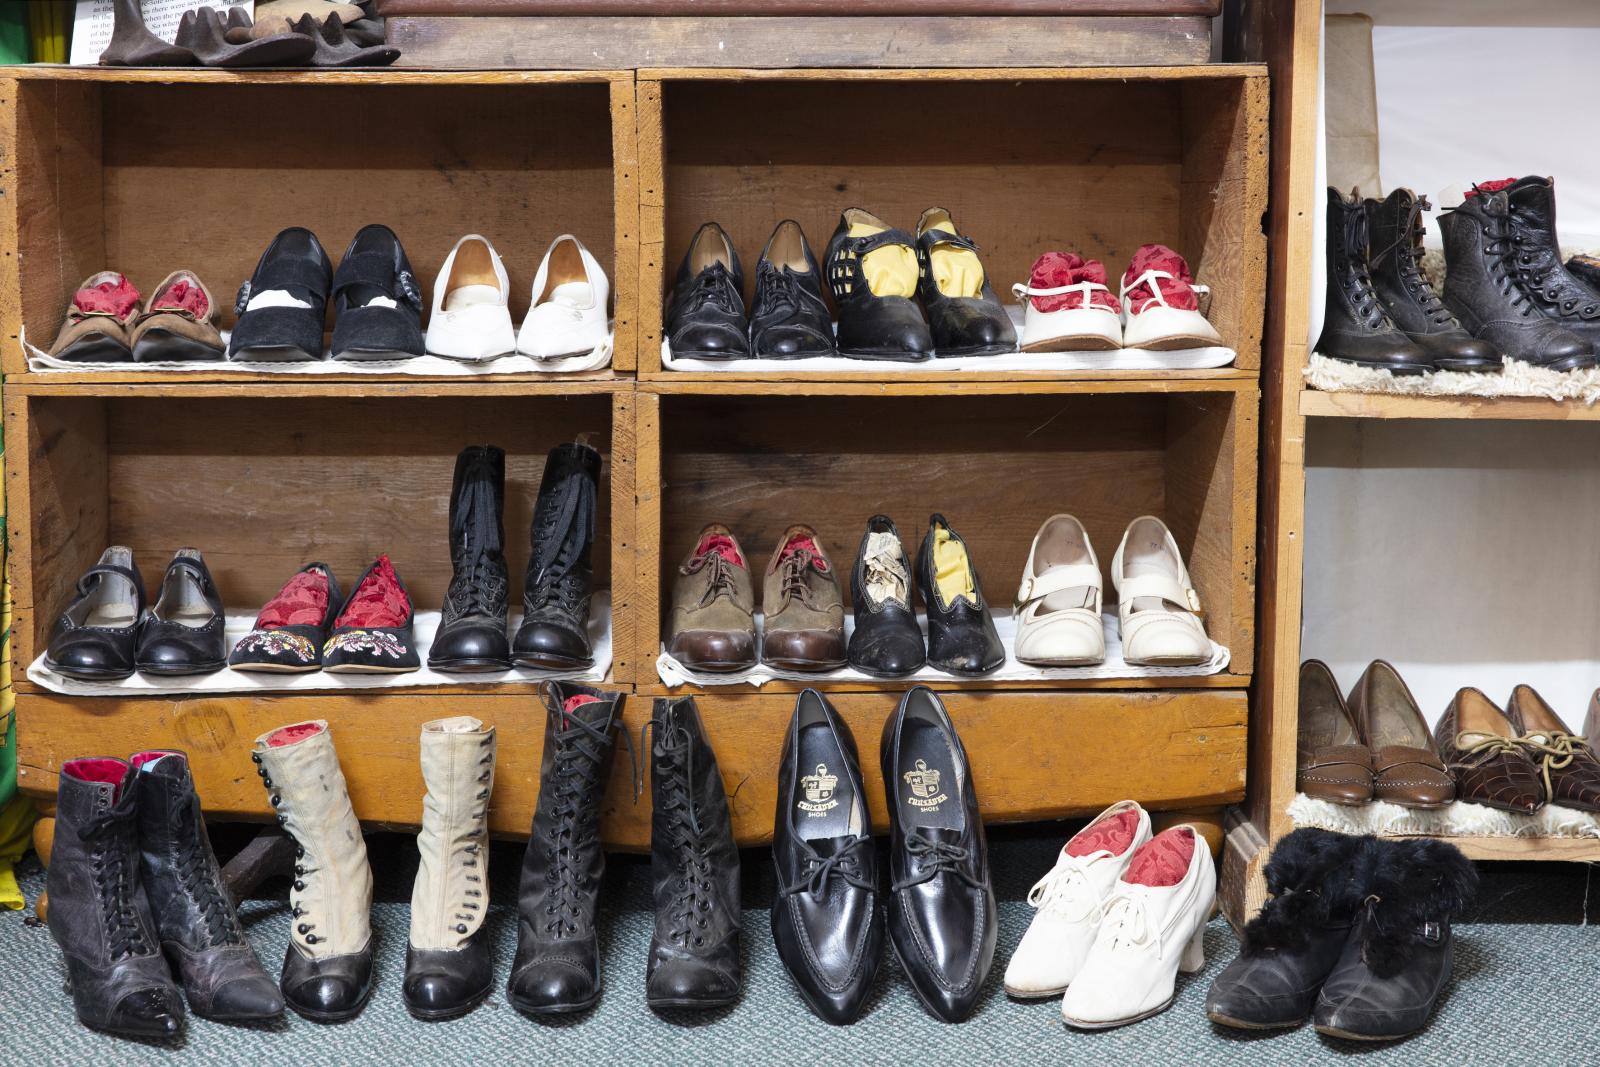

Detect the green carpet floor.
xmin=3 ymin=825 xmax=1596 ymax=1066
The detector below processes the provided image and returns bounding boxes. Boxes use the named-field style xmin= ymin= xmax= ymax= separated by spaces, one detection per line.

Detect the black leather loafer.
xmin=666 ymin=222 xmax=750 ymax=360
xmin=751 ymin=220 xmax=835 ymax=358
xmin=772 ymin=689 xmax=882 ymax=1024
xmin=915 ymin=515 xmax=1004 ymax=677
xmin=826 ymin=209 xmax=934 ymax=361
xmin=915 ymin=208 xmax=1016 ymax=357
xmin=331 ymin=224 xmax=425 ymax=361
xmin=44 ymin=546 xmax=146 ymax=680
xmin=847 ymin=515 xmax=924 ymax=677
xmin=881 ymin=686 xmax=996 ymax=1023
xmin=229 ymin=227 xmax=333 ymax=361
xmin=135 ymin=549 xmax=226 ymax=676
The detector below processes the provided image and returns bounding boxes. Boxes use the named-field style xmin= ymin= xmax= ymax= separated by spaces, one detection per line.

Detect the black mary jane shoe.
xmin=771 ymin=689 xmax=883 ymax=1025
xmin=331 ymin=224 xmax=425 ymax=361
xmin=847 ymin=515 xmax=924 ymax=677
xmin=228 ymin=563 xmax=342 ymax=673
xmin=135 ymin=549 xmax=226 ymax=677
xmin=229 ymin=227 xmax=333 ymax=362
xmin=665 ymin=222 xmax=750 ymax=360
xmin=44 ymin=546 xmax=146 ymax=681
xmin=915 ymin=207 xmax=1017 ymax=357
xmin=751 ymin=220 xmax=835 ymax=359
xmin=825 ymin=209 xmax=934 ymax=361
xmin=914 ymin=514 xmax=1004 ymax=677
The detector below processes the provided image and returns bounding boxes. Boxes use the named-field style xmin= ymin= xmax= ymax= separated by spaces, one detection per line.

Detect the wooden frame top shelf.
xmin=637 ymin=64 xmax=1266 ymax=82
xmin=1301 ymin=389 xmax=1600 ymax=422
xmin=3 ymin=378 xmax=632 ymax=398
xmin=5 ymin=66 xmax=628 ymax=85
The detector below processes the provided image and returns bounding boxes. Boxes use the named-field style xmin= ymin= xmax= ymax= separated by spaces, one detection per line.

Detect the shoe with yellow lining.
xmin=825 ymin=209 xmax=934 ymax=361
xmin=915 ymin=208 xmax=1016 ymax=357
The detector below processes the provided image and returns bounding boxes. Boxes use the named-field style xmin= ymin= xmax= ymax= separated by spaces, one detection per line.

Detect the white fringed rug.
xmin=1304 ymin=352 xmax=1600 ymax=404
xmin=1289 ymin=792 xmax=1600 ymax=839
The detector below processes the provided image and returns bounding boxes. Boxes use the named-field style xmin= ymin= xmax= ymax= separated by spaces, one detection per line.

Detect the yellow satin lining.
xmin=922 ymin=223 xmax=984 ymax=299
xmin=933 ymin=526 xmax=976 ymax=606
xmin=846 ymin=220 xmax=918 ymax=298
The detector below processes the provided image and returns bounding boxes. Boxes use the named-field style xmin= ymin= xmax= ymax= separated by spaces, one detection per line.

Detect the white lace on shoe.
xmin=1026 ymin=852 xmax=1108 ymax=925
xmin=1098 ymin=890 xmax=1158 ymax=957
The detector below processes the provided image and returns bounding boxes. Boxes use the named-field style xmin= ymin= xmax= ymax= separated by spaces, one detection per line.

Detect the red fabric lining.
xmin=257 ymin=568 xmax=332 ymax=628
xmin=1123 ymin=826 xmax=1195 ymax=888
xmin=130 ymin=750 xmax=181 ymax=770
xmin=150 ymin=277 xmax=210 ymax=319
xmin=563 ymin=694 xmax=601 ymax=714
xmin=1121 ymin=244 xmax=1200 ymax=312
xmin=63 ymin=757 xmax=128 ymax=787
xmin=1025 ymin=252 xmax=1118 ymax=313
xmin=695 ymin=533 xmax=744 ymax=568
xmin=334 ymin=555 xmax=410 ymax=628
xmin=266 ymin=722 xmax=324 ymax=748
xmin=781 ymin=533 xmax=829 ymax=573
xmin=1467 ymin=177 xmax=1519 ymax=197
xmin=1065 ymin=809 xmax=1138 ymax=859
xmin=71 ymin=275 xmax=141 ymax=320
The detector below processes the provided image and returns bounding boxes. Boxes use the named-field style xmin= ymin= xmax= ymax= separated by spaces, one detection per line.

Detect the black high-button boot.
xmin=429 ymin=444 xmax=511 ymax=672
xmin=506 ymin=682 xmax=628 ymax=1017
xmin=1503 ymin=176 xmax=1600 ymax=346
xmin=133 ymin=751 xmax=284 ymax=1022
xmin=47 ymin=758 xmax=183 ymax=1039
xmin=1315 ymin=187 xmax=1431 ymax=374
xmin=512 ymin=443 xmax=602 ymax=670
xmin=645 ymin=696 xmax=743 ymax=1012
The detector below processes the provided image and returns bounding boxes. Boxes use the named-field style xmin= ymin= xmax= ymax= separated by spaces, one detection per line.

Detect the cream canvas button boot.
xmin=1111 ymin=516 xmax=1212 ymax=667
xmin=404 ymin=716 xmax=496 ymax=1020
xmin=1060 ymin=825 xmax=1216 ymax=1029
xmin=252 ymin=721 xmax=374 ymax=1023
xmin=1014 ymin=514 xmax=1107 ymax=667
xmin=1004 ymin=800 xmax=1151 ymax=998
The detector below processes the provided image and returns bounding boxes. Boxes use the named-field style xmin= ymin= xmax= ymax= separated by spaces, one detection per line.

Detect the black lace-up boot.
xmin=132 ymin=752 xmax=283 ymax=1022
xmin=1438 ymin=188 xmax=1596 ymax=371
xmin=506 ymin=682 xmax=630 ymax=1017
xmin=1315 ymin=187 xmax=1430 ymax=373
xmin=1503 ymin=176 xmax=1600 ymax=346
xmin=645 ymin=696 xmax=743 ymax=1012
xmin=48 ymin=758 xmax=183 ymax=1038
xmin=429 ymin=444 xmax=510 ymax=672
xmin=1365 ymin=189 xmax=1501 ymax=372
xmin=513 ymin=443 xmax=602 ymax=670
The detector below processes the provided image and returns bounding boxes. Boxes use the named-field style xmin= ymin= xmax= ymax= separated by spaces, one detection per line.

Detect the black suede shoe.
xmin=229 ymin=563 xmax=342 ymax=673
xmin=513 ymin=443 xmax=601 ymax=670
xmin=915 ymin=515 xmax=1003 ymax=677
xmin=772 ymin=690 xmax=882 ymax=1024
xmin=847 ymin=515 xmax=924 ymax=677
xmin=751 ymin=220 xmax=835 ymax=359
xmin=45 ymin=546 xmax=145 ymax=681
xmin=666 ymin=222 xmax=749 ymax=360
xmin=914 ymin=208 xmax=1016 ymax=357
xmin=429 ymin=445 xmax=511 ymax=673
xmin=228 ymin=227 xmax=332 ymax=361
xmin=330 ymin=224 xmax=425 ymax=360
xmin=881 ymin=686 xmax=995 ymax=1023
xmin=135 ymin=549 xmax=226 ymax=676
xmin=322 ymin=556 xmax=421 ymax=673
xmin=826 ymin=209 xmax=934 ymax=361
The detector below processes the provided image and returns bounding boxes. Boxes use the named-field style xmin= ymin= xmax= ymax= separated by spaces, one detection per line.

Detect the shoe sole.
xmin=1514 ymin=354 xmax=1599 ymax=373
xmin=1005 ymin=984 xmax=1069 ymax=1000
xmin=934 ymin=344 xmax=1016 ymax=358
xmin=1062 ymin=992 xmax=1177 ymax=1030
xmin=672 ymin=656 xmax=757 ymax=673
xmin=1123 ymin=653 xmax=1211 ymax=667
xmin=322 ymin=664 xmax=419 ymax=674
xmin=1313 ymin=1023 xmax=1415 ymax=1042
xmin=135 ymin=660 xmax=228 ymax=677
xmin=333 ymin=348 xmax=421 ymax=362
xmin=764 ymin=658 xmax=848 ymax=672
xmin=512 ymin=654 xmax=595 ymax=671
xmin=1015 ymin=656 xmax=1105 ymax=668
xmin=43 ymin=660 xmax=134 ymax=681
xmin=1021 ymin=337 xmax=1121 ymax=353
xmin=647 ymin=994 xmax=739 ymax=1012
xmin=669 ymin=349 xmax=751 ymax=361
xmin=847 ymin=662 xmax=925 ymax=679
xmin=229 ymin=346 xmax=320 ymax=362
xmin=132 ymin=332 xmax=224 ymax=363
xmin=227 ymin=662 xmax=321 ymax=674
xmin=427 ymin=658 xmax=513 ymax=673
xmin=507 ymin=989 xmax=600 ymax=1017
xmin=1208 ymin=1010 xmax=1304 ymax=1031
xmin=1433 ymin=360 xmax=1503 ymax=374
xmin=927 ymin=663 xmax=1004 ymax=678
xmin=405 ymin=986 xmax=490 ymax=1022
xmin=425 ymin=350 xmax=516 ymax=362
xmin=1321 ymin=355 xmax=1431 ymax=376
xmin=835 ymin=348 xmax=933 ymax=362
xmin=1136 ymin=335 xmax=1224 ymax=352
xmin=54 ymin=337 xmax=133 ymax=363
xmin=287 ymin=983 xmax=374 ymax=1024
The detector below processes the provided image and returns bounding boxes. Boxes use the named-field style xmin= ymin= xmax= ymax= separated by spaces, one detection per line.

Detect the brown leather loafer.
xmin=1346 ymin=660 xmax=1454 ymax=808
xmin=1296 ymin=660 xmax=1373 ymax=805
xmin=665 ymin=525 xmax=757 ymax=672
xmin=1507 ymin=684 xmax=1600 ymax=813
xmin=761 ymin=525 xmax=846 ymax=671
xmin=1435 ymin=687 xmax=1542 ymax=814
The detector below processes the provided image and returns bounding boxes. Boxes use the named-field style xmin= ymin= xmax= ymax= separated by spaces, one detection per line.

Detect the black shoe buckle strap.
xmin=76 ymin=563 xmax=146 ymax=604
xmin=239 ymin=257 xmax=331 ymax=314
xmin=333 ymin=251 xmax=422 ymax=311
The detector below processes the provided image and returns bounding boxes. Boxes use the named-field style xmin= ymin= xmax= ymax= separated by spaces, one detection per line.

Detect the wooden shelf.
xmin=645 ymin=372 xmax=1260 ymax=397
xmin=6 ymin=66 xmax=625 ymax=85
xmin=1387 ymin=835 xmax=1600 ymax=863
xmin=638 ymin=674 xmax=1251 ymax=696
xmin=4 ymin=376 xmax=630 ymax=398
xmin=1301 ymin=389 xmax=1600 ymax=422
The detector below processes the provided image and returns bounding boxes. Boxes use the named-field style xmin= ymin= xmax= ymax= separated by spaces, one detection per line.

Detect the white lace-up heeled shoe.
xmin=425 ymin=234 xmax=515 ymax=361
xmin=1014 ymin=514 xmax=1106 ymax=667
xmin=1060 ymin=825 xmax=1216 ymax=1029
xmin=517 ymin=235 xmax=610 ymax=359
xmin=1004 ymin=800 xmax=1152 ymax=998
xmin=1111 ymin=516 xmax=1212 ymax=667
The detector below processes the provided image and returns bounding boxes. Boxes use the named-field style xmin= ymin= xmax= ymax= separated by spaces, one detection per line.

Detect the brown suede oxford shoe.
xmin=761 ymin=525 xmax=846 ymax=672
xmin=1296 ymin=660 xmax=1374 ymax=805
xmin=1346 ymin=660 xmax=1455 ymax=809
xmin=1435 ymin=687 xmax=1542 ymax=815
xmin=665 ymin=525 xmax=757 ymax=672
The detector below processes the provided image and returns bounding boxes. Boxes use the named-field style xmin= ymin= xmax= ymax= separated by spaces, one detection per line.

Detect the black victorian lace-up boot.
xmin=48 ymin=758 xmax=183 ymax=1038
xmin=507 ymin=682 xmax=631 ymax=1017
xmin=513 ymin=443 xmax=602 ymax=670
xmin=1315 ymin=188 xmax=1430 ymax=374
xmin=133 ymin=751 xmax=283 ymax=1022
xmin=645 ymin=696 xmax=743 ymax=1012
xmin=1503 ymin=176 xmax=1600 ymax=347
xmin=429 ymin=444 xmax=511 ymax=672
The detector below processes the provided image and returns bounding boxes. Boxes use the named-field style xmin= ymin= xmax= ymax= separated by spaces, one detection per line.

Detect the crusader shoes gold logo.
xmin=798 ymin=763 xmax=840 ymax=815
xmin=903 ymin=759 xmax=948 ymax=809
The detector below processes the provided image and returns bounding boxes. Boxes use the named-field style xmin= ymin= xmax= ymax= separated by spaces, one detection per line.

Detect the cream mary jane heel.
xmin=1111 ymin=516 xmax=1211 ymax=667
xmin=1014 ymin=514 xmax=1106 ymax=666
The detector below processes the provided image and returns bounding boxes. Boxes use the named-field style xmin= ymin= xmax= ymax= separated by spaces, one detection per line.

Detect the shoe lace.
xmin=1026 ymin=852 xmax=1104 ymax=924
xmin=1099 ymin=890 xmax=1156 ymax=955
xmin=1373 ymin=196 xmax=1457 ymax=327
xmin=1513 ymin=730 xmax=1591 ymax=801
xmin=757 ymin=262 xmax=801 ymax=317
xmin=682 ymin=548 xmax=738 ymax=606
xmin=447 ymin=550 xmax=505 ymax=621
xmin=781 ymin=835 xmax=874 ymax=900
xmin=892 ymin=830 xmax=983 ymax=892
xmin=170 ymin=791 xmax=242 ymax=948
xmin=78 ymin=790 xmax=150 ymax=961
xmin=777 ymin=547 xmax=827 ymax=610
xmin=1338 ymin=204 xmax=1391 ymax=329
xmin=687 ymin=263 xmax=738 ymax=315
xmin=527 ymin=460 xmax=597 ymax=613
xmin=642 ymin=714 xmax=718 ymax=948
xmin=1476 ymin=189 xmax=1538 ymax=319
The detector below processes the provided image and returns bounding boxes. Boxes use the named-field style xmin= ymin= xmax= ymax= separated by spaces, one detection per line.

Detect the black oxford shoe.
xmin=666 ymin=222 xmax=750 ymax=359
xmin=751 ymin=220 xmax=835 ymax=359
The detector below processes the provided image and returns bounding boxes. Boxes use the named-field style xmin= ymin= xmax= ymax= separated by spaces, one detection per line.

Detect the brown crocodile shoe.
xmin=1435 ymin=687 xmax=1542 ymax=815
xmin=1296 ymin=659 xmax=1373 ymax=805
xmin=761 ymin=525 xmax=846 ymax=671
xmin=1507 ymin=684 xmax=1600 ymax=813
xmin=665 ymin=524 xmax=757 ymax=672
xmin=1346 ymin=660 xmax=1454 ymax=809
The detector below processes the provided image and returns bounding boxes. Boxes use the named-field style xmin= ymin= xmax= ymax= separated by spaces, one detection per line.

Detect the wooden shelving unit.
xmin=1301 ymin=389 xmax=1600 ymax=422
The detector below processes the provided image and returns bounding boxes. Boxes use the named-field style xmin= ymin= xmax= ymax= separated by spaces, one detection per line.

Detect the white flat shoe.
xmin=1004 ymin=800 xmax=1152 ymax=998
xmin=1014 ymin=514 xmax=1106 ymax=666
xmin=424 ymin=234 xmax=515 ymax=361
xmin=1060 ymin=824 xmax=1216 ymax=1030
xmin=1111 ymin=516 xmax=1211 ymax=667
xmin=1119 ymin=249 xmax=1222 ymax=351
xmin=1013 ymin=255 xmax=1122 ymax=352
xmin=516 ymin=234 xmax=609 ymax=359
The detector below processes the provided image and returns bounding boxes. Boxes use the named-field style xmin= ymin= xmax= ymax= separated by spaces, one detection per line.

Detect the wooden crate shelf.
xmin=1301 ymin=389 xmax=1600 ymax=422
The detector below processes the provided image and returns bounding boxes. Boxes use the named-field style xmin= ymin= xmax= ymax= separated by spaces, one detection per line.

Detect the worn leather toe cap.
xmin=513 ymin=619 xmax=593 ymax=666
xmin=646 ymin=956 xmax=739 ymax=1007
xmin=672 ymin=321 xmax=749 ymax=358
xmin=507 ymin=960 xmax=596 ymax=1012
xmin=285 ymin=974 xmax=361 ymax=1016
xmin=108 ymin=989 xmax=183 ymax=1038
xmin=208 ymin=975 xmax=285 ymax=1021
xmin=428 ymin=620 xmax=511 ymax=668
xmin=667 ymin=628 xmax=756 ymax=670
xmin=762 ymin=627 xmax=847 ymax=669
xmin=46 ymin=636 xmax=134 ymax=678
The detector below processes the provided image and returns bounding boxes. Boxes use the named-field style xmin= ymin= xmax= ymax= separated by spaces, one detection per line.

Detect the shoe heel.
xmin=1178 ymin=924 xmax=1206 ymax=974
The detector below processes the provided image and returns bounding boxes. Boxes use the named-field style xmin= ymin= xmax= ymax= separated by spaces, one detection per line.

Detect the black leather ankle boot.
xmin=506 ymin=683 xmax=628 ymax=1017
xmin=429 ymin=445 xmax=511 ymax=672
xmin=1438 ymin=188 xmax=1596 ymax=371
xmin=1503 ymin=175 xmax=1600 ymax=347
xmin=48 ymin=758 xmax=183 ymax=1038
xmin=513 ymin=443 xmax=602 ymax=670
xmin=1315 ymin=188 xmax=1430 ymax=374
xmin=1365 ymin=190 xmax=1501 ymax=373
xmin=133 ymin=752 xmax=283 ymax=1022
xmin=645 ymin=696 xmax=742 ymax=1012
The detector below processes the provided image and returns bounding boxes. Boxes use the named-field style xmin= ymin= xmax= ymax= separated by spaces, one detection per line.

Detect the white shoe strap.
xmin=1012 ymin=279 xmax=1114 ymax=310
xmin=1118 ymin=573 xmax=1201 ymax=614
xmin=1016 ymin=563 xmax=1103 ymax=607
